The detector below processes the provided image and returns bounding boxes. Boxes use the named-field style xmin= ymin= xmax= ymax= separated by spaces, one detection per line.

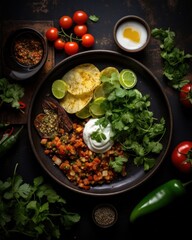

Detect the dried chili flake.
xmin=14 ymin=35 xmax=43 ymax=66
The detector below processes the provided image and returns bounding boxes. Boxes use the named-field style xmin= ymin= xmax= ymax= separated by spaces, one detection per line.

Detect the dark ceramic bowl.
xmin=92 ymin=204 xmax=118 ymax=228
xmin=114 ymin=15 xmax=151 ymax=53
xmin=2 ymin=27 xmax=48 ymax=81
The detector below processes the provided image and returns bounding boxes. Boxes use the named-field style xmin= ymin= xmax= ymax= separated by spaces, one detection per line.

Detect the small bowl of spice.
xmin=92 ymin=203 xmax=118 ymax=228
xmin=113 ymin=15 xmax=151 ymax=53
xmin=2 ymin=27 xmax=48 ymax=81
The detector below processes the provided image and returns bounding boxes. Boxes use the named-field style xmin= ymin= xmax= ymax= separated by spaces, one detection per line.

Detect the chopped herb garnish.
xmin=91 ymin=127 xmax=107 ymax=142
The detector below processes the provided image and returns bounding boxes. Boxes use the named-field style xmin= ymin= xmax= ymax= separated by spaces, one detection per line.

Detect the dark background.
xmin=1 ymin=0 xmax=192 ymax=239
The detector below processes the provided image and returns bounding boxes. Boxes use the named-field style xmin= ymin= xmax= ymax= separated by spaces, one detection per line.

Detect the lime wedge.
xmin=119 ymin=69 xmax=137 ymax=89
xmin=76 ymin=104 xmax=91 ymax=119
xmin=89 ymin=97 xmax=106 ymax=117
xmin=51 ymin=80 xmax=68 ymax=99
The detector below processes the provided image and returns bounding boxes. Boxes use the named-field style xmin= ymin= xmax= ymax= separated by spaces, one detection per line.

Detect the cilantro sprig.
xmin=151 ymin=27 xmax=192 ymax=90
xmin=109 ymin=156 xmax=128 ymax=173
xmin=91 ymin=128 xmax=106 ymax=142
xmin=0 ymin=164 xmax=80 ymax=239
xmin=0 ymin=78 xmax=24 ymax=110
xmin=93 ymin=73 xmax=166 ymax=171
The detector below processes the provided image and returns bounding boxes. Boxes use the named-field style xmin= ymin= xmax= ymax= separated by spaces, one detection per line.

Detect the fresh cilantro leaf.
xmin=89 ymin=15 xmax=99 ymax=22
xmin=33 ymin=176 xmax=44 ymax=187
xmin=0 ymin=78 xmax=24 ymax=109
xmin=143 ymin=158 xmax=156 ymax=170
xmin=151 ymin=27 xmax=192 ymax=90
xmin=0 ymin=180 xmax=11 ymax=191
xmin=109 ymin=156 xmax=128 ymax=173
xmin=14 ymin=202 xmax=29 ymax=225
xmin=61 ymin=209 xmax=81 ymax=229
xmin=91 ymin=129 xmax=106 ymax=142
xmin=96 ymin=78 xmax=166 ymax=172
xmin=17 ymin=183 xmax=31 ymax=198
xmin=0 ymin=164 xmax=81 ymax=239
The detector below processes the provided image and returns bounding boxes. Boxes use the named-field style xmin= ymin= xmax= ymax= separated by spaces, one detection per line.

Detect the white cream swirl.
xmin=83 ymin=118 xmax=114 ymax=153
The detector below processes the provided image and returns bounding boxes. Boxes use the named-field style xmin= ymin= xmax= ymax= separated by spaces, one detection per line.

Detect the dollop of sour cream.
xmin=83 ymin=118 xmax=114 ymax=153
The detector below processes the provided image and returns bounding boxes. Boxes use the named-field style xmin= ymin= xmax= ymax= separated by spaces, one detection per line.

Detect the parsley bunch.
xmin=151 ymin=28 xmax=192 ymax=90
xmin=0 ymin=164 xmax=80 ymax=239
xmin=0 ymin=78 xmax=24 ymax=109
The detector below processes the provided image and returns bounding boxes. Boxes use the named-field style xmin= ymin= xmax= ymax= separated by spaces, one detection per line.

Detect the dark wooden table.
xmin=1 ymin=0 xmax=192 ymax=239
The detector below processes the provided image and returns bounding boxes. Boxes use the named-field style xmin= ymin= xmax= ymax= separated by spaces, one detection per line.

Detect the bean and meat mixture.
xmin=14 ymin=34 xmax=43 ymax=66
xmin=40 ymin=119 xmax=127 ymax=190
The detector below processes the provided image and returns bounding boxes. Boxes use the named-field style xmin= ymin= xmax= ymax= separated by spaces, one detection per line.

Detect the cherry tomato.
xmin=73 ymin=10 xmax=88 ymax=25
xmin=179 ymin=83 xmax=192 ymax=108
xmin=45 ymin=27 xmax=59 ymax=41
xmin=64 ymin=42 xmax=79 ymax=55
xmin=171 ymin=141 xmax=192 ymax=173
xmin=54 ymin=38 xmax=65 ymax=50
xmin=59 ymin=15 xmax=73 ymax=29
xmin=81 ymin=33 xmax=95 ymax=48
xmin=74 ymin=24 xmax=88 ymax=37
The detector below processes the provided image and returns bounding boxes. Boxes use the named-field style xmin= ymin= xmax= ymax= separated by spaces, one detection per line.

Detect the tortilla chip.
xmin=62 ymin=63 xmax=101 ymax=96
xmin=60 ymin=91 xmax=93 ymax=114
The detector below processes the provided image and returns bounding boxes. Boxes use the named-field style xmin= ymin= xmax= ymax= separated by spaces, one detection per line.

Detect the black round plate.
xmin=28 ymin=50 xmax=173 ymax=196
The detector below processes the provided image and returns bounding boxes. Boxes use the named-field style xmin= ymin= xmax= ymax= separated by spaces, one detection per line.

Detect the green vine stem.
xmin=59 ymin=28 xmax=81 ymax=42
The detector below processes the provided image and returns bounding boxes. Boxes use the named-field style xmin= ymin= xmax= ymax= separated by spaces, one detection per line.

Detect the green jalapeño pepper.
xmin=130 ymin=179 xmax=187 ymax=223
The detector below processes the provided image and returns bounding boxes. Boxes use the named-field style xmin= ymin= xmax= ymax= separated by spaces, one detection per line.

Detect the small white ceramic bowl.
xmin=114 ymin=15 xmax=151 ymax=53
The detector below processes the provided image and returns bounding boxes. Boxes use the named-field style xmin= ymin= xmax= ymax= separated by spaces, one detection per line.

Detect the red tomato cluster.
xmin=45 ymin=10 xmax=95 ymax=55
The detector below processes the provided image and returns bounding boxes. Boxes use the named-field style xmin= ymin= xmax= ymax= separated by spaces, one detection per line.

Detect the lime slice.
xmin=93 ymin=84 xmax=106 ymax=99
xmin=89 ymin=97 xmax=106 ymax=117
xmin=51 ymin=80 xmax=68 ymax=99
xmin=76 ymin=104 xmax=91 ymax=119
xmin=100 ymin=67 xmax=120 ymax=78
xmin=119 ymin=69 xmax=137 ymax=89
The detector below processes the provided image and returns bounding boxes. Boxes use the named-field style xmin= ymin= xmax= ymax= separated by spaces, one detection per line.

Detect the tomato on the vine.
xmin=59 ymin=15 xmax=73 ymax=29
xmin=74 ymin=25 xmax=88 ymax=37
xmin=54 ymin=38 xmax=65 ymax=50
xmin=179 ymin=83 xmax=192 ymax=108
xmin=64 ymin=42 xmax=79 ymax=55
xmin=45 ymin=27 xmax=59 ymax=41
xmin=171 ymin=141 xmax=192 ymax=173
xmin=81 ymin=33 xmax=95 ymax=48
xmin=73 ymin=10 xmax=88 ymax=25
